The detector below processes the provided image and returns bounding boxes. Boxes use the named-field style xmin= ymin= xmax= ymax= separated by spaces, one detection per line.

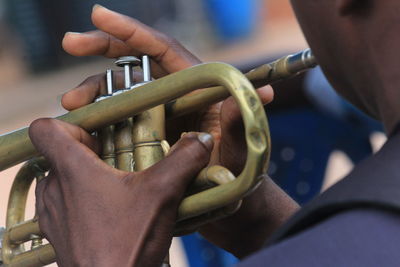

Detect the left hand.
xmin=30 ymin=118 xmax=213 ymax=267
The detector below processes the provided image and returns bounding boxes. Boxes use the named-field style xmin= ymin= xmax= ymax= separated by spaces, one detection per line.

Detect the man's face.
xmin=290 ymin=0 xmax=379 ymax=118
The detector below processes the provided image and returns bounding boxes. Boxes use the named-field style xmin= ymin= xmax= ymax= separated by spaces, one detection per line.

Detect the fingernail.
xmin=65 ymin=31 xmax=81 ymax=36
xmin=197 ymin=133 xmax=213 ymax=149
xmin=181 ymin=132 xmax=188 ymax=138
xmin=93 ymin=4 xmax=105 ymax=11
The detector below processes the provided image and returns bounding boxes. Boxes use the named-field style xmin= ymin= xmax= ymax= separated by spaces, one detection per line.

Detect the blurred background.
xmin=0 ymin=0 xmax=386 ymax=266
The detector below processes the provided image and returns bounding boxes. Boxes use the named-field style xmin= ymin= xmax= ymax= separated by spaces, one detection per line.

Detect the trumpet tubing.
xmin=0 ymin=50 xmax=317 ymax=267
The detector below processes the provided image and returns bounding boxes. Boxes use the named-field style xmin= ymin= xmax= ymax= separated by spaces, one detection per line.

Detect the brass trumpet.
xmin=0 ymin=49 xmax=317 ymax=267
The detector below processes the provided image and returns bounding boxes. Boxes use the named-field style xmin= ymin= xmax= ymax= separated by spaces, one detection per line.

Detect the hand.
xmin=61 ymin=5 xmax=297 ymax=259
xmin=29 ymin=118 xmax=213 ymax=267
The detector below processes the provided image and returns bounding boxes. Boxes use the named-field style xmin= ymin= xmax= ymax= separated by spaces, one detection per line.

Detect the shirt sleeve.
xmin=236 ymin=208 xmax=400 ymax=267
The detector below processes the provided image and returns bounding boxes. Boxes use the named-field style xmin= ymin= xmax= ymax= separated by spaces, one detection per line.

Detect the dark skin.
xmin=31 ymin=120 xmax=213 ymax=266
xmin=32 ymin=0 xmax=400 ymax=265
xmin=290 ymin=0 xmax=400 ymax=134
xmin=32 ymin=1 xmax=400 ymax=265
xmin=30 ymin=5 xmax=299 ymax=266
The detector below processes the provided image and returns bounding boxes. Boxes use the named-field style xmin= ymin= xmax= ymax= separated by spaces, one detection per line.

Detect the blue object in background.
xmin=181 ymin=234 xmax=238 ymax=267
xmin=203 ymin=0 xmax=260 ymax=41
xmin=268 ymin=107 xmax=382 ymax=204
xmin=269 ymin=67 xmax=382 ymax=204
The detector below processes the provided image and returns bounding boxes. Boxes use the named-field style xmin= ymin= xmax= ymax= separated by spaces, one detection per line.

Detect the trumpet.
xmin=0 ymin=49 xmax=317 ymax=267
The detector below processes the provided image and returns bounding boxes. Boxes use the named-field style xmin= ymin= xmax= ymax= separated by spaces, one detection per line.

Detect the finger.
xmin=29 ymin=118 xmax=101 ymax=171
xmin=66 ymin=5 xmax=199 ymax=74
xmin=145 ymin=132 xmax=213 ymax=199
xmin=91 ymin=5 xmax=201 ymax=73
xmin=257 ymin=85 xmax=274 ymax=105
xmin=63 ymin=31 xmax=170 ymax=78
xmin=62 ymin=30 xmax=135 ymax=58
xmin=62 ymin=72 xmax=107 ymax=111
xmin=219 ymin=85 xmax=274 ymax=175
xmin=61 ymin=71 xmax=143 ymax=111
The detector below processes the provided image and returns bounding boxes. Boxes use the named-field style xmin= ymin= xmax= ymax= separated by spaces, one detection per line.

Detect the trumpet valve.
xmin=115 ymin=56 xmax=141 ymax=89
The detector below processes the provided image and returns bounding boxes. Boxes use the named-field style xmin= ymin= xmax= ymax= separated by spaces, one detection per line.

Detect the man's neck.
xmin=361 ymin=12 xmax=400 ymax=136
xmin=373 ymin=68 xmax=400 ymax=136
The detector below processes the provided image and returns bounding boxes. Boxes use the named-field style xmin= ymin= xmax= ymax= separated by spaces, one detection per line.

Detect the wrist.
xmin=221 ymin=177 xmax=299 ymax=259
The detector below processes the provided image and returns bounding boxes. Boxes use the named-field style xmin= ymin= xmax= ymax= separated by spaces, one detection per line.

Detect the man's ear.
xmin=337 ymin=0 xmax=369 ymax=16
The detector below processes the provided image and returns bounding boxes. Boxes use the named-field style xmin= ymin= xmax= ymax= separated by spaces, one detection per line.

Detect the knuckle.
xmin=29 ymin=118 xmax=55 ymax=137
xmin=163 ymin=35 xmax=178 ymax=46
xmin=29 ymin=120 xmax=67 ymax=156
xmin=181 ymin=135 xmax=210 ymax=162
xmin=153 ymin=30 xmax=172 ymax=43
xmin=81 ymin=75 xmax=104 ymax=91
xmin=156 ymin=33 xmax=180 ymax=50
xmin=163 ymin=36 xmax=183 ymax=52
xmin=166 ymin=136 xmax=211 ymax=176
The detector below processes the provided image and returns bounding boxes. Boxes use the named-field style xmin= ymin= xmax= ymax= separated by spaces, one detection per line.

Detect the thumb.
xmin=145 ymin=132 xmax=213 ymax=198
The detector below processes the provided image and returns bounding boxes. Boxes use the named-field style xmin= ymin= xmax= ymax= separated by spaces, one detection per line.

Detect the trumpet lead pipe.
xmin=165 ymin=49 xmax=317 ymax=118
